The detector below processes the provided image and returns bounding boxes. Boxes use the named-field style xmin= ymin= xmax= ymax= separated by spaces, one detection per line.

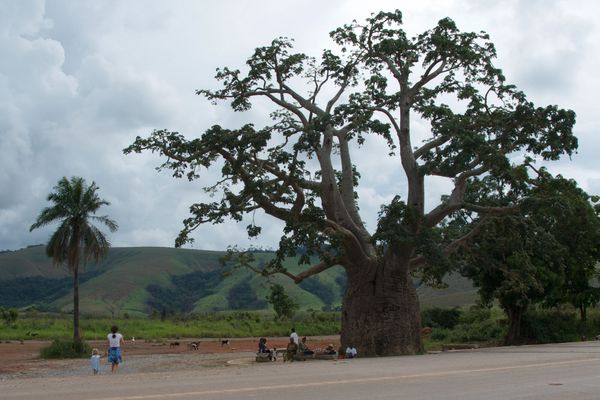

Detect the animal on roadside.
xmin=169 ymin=341 xmax=180 ymax=348
xmin=221 ymin=339 xmax=230 ymax=347
xmin=188 ymin=341 xmax=200 ymax=350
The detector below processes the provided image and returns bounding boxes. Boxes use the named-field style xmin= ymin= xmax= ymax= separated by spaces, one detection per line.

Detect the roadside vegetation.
xmin=0 ymin=310 xmax=340 ymax=341
xmin=3 ymin=307 xmax=600 ymax=353
xmin=423 ymin=306 xmax=600 ymax=350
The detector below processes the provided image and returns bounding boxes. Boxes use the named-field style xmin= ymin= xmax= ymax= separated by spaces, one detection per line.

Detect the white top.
xmin=107 ymin=332 xmax=123 ymax=347
xmin=346 ymin=346 xmax=357 ymax=356
xmin=290 ymin=331 xmax=299 ymax=344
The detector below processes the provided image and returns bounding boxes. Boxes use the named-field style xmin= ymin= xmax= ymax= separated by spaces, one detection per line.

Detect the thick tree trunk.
xmin=340 ymin=255 xmax=422 ymax=356
xmin=73 ymin=266 xmax=80 ymax=342
xmin=504 ymin=305 xmax=525 ymax=346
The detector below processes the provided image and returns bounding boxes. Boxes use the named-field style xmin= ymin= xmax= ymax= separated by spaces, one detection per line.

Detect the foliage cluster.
xmin=0 ymin=271 xmax=102 ymax=309
xmin=425 ymin=306 xmax=600 ymax=346
xmin=299 ymin=278 xmax=336 ymax=310
xmin=0 ymin=306 xmax=18 ymax=325
xmin=267 ymin=284 xmax=299 ymax=319
xmin=40 ymin=339 xmax=91 ymax=359
xmin=146 ymin=269 xmax=223 ymax=314
xmin=428 ymin=306 xmax=505 ymax=343
xmin=455 ymin=173 xmax=600 ymax=344
xmin=227 ymin=281 xmax=267 ymax=310
xmin=421 ymin=307 xmax=462 ymax=330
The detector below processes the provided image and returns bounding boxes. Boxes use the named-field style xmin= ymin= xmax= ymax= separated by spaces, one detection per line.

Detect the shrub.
xmin=266 ymin=284 xmax=299 ymax=319
xmin=431 ymin=328 xmax=451 ymax=341
xmin=521 ymin=309 xmax=580 ymax=344
xmin=40 ymin=339 xmax=92 ymax=359
xmin=421 ymin=307 xmax=462 ymax=329
xmin=459 ymin=305 xmax=494 ymax=324
xmin=446 ymin=318 xmax=504 ymax=343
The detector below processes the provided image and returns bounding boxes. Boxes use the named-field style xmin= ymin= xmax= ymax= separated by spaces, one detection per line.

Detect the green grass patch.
xmin=40 ymin=339 xmax=92 ymax=359
xmin=0 ymin=311 xmax=341 ymax=341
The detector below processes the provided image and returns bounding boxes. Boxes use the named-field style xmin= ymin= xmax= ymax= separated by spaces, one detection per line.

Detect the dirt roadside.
xmin=0 ymin=336 xmax=340 ymax=380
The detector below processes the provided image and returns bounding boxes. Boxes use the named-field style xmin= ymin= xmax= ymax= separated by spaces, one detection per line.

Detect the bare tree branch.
xmin=281 ymin=258 xmax=342 ymax=283
xmin=413 ymin=136 xmax=451 ymax=160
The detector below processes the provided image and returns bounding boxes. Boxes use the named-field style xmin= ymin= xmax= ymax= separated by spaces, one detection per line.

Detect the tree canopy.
xmin=456 ymin=171 xmax=600 ymax=343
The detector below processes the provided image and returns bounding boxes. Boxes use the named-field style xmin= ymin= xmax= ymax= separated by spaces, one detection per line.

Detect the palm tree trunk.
xmin=73 ymin=265 xmax=80 ymax=342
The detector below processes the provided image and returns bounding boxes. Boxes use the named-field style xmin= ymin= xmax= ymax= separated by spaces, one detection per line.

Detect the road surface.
xmin=2 ymin=341 xmax=600 ymax=399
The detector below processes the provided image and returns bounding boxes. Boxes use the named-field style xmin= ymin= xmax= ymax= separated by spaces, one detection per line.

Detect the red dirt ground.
xmin=0 ymin=336 xmax=340 ymax=375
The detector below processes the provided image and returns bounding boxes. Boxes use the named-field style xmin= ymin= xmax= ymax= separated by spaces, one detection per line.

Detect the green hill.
xmin=0 ymin=246 xmax=476 ymax=315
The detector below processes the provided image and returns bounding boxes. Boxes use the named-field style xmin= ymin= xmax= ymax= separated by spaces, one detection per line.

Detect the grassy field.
xmin=3 ymin=306 xmax=599 ymax=355
xmin=0 ymin=311 xmax=341 ymax=341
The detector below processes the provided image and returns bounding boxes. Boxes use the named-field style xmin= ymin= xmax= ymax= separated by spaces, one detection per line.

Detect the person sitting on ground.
xmin=345 ymin=344 xmax=358 ymax=359
xmin=284 ymin=337 xmax=298 ymax=362
xmin=324 ymin=344 xmax=337 ymax=355
xmin=299 ymin=336 xmax=314 ymax=355
xmin=257 ymin=337 xmax=274 ymax=360
xmin=258 ymin=337 xmax=269 ymax=354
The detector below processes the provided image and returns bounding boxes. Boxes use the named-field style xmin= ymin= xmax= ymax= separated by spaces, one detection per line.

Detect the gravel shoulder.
xmin=0 ymin=336 xmax=340 ymax=381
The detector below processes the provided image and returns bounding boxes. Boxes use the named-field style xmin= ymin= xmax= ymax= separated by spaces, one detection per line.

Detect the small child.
xmin=90 ymin=348 xmax=101 ymax=375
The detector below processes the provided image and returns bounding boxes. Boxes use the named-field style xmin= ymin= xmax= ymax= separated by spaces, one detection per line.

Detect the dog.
xmin=169 ymin=341 xmax=180 ymax=347
xmin=221 ymin=339 xmax=230 ymax=347
xmin=188 ymin=341 xmax=200 ymax=350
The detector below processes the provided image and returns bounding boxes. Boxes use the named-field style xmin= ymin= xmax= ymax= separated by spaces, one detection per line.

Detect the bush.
xmin=459 ymin=306 xmax=494 ymax=324
xmin=429 ymin=306 xmax=504 ymax=343
xmin=40 ymin=339 xmax=92 ymax=359
xmin=0 ymin=306 xmax=18 ymax=325
xmin=521 ymin=309 xmax=580 ymax=344
xmin=446 ymin=318 xmax=504 ymax=343
xmin=421 ymin=307 xmax=462 ymax=329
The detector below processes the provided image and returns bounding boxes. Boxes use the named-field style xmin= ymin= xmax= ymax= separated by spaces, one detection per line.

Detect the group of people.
xmin=99 ymin=325 xmax=357 ymax=374
xmin=90 ymin=325 xmax=125 ymax=375
xmin=257 ymin=327 xmax=356 ymax=362
xmin=284 ymin=328 xmax=315 ymax=361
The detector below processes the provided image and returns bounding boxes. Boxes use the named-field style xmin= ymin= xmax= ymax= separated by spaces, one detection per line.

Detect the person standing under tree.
xmin=290 ymin=327 xmax=299 ymax=345
xmin=107 ymin=325 xmax=124 ymax=373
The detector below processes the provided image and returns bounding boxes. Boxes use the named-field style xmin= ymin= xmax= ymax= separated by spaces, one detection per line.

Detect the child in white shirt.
xmin=90 ymin=348 xmax=101 ymax=374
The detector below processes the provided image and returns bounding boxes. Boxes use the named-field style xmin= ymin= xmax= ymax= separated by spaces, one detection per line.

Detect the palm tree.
xmin=30 ymin=176 xmax=118 ymax=342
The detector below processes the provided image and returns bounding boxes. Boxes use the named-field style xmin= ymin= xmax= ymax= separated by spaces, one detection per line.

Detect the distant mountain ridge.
xmin=0 ymin=246 xmax=477 ymax=315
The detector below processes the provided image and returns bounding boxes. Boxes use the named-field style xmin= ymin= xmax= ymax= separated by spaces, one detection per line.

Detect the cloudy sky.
xmin=1 ymin=0 xmax=598 ymax=251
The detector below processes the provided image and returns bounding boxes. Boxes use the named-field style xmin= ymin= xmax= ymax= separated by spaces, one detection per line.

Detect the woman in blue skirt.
xmin=107 ymin=325 xmax=125 ymax=373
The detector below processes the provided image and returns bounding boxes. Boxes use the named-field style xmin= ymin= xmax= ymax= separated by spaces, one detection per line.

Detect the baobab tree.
xmin=126 ymin=11 xmax=576 ymax=355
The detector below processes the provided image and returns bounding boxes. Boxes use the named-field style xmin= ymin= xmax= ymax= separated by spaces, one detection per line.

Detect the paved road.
xmin=3 ymin=341 xmax=600 ymax=400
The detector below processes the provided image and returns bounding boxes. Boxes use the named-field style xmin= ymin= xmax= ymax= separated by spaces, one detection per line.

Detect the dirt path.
xmin=0 ymin=336 xmax=340 ymax=380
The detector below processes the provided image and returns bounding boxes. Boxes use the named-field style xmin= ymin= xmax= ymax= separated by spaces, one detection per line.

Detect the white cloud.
xmin=1 ymin=0 xmax=599 ymax=251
